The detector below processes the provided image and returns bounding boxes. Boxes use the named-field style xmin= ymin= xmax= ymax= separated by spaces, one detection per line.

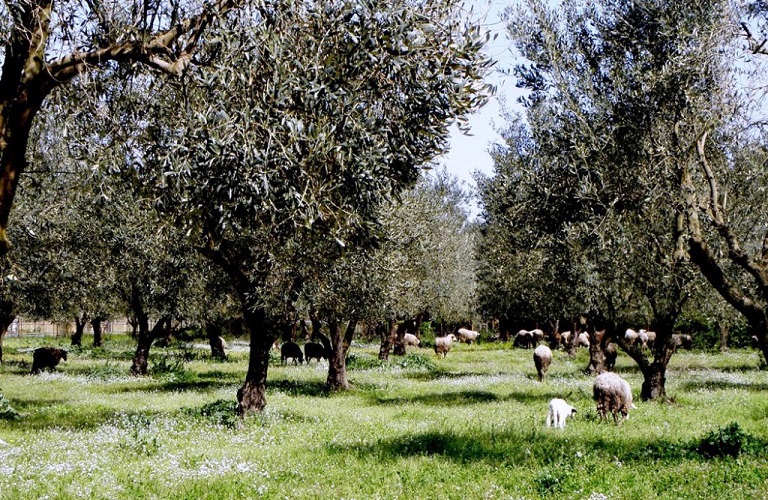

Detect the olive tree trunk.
xmin=71 ymin=315 xmax=88 ymax=347
xmin=91 ymin=317 xmax=103 ymax=347
xmin=378 ymin=320 xmax=396 ymax=360
xmin=327 ymin=319 xmax=357 ymax=391
xmin=130 ymin=316 xmax=167 ymax=376
xmin=237 ymin=307 xmax=275 ymax=415
xmin=206 ymin=322 xmax=227 ymax=360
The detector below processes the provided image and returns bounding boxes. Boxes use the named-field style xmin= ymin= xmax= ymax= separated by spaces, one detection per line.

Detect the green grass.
xmin=1 ymin=335 xmax=767 ymax=499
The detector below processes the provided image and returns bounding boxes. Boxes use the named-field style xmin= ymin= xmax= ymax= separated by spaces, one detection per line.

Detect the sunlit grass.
xmin=1 ymin=334 xmax=767 ymax=499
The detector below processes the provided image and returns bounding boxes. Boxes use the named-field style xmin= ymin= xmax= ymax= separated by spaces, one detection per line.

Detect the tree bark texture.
xmin=327 ymin=318 xmax=356 ymax=391
xmin=378 ymin=320 xmax=396 ymax=360
xmin=0 ymin=303 xmax=13 ymax=364
xmin=91 ymin=317 xmax=103 ymax=347
xmin=207 ymin=322 xmax=227 ymax=360
xmin=585 ymin=329 xmax=608 ymax=375
xmin=237 ymin=307 xmax=274 ymax=415
xmin=130 ymin=316 xmax=166 ymax=376
xmin=71 ymin=315 xmax=87 ymax=347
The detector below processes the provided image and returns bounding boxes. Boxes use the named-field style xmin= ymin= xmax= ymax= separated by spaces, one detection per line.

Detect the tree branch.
xmin=46 ymin=0 xmax=242 ymax=81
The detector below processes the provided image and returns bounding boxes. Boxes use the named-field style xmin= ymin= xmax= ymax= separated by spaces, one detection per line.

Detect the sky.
xmin=437 ymin=0 xmax=524 ymax=207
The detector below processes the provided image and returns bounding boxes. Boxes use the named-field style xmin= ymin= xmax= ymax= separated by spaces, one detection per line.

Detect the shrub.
xmin=184 ymin=399 xmax=239 ymax=428
xmin=697 ymin=422 xmax=749 ymax=458
xmin=0 ymin=393 xmax=19 ymax=420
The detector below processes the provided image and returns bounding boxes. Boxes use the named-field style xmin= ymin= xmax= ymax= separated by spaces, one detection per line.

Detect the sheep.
xmin=576 ymin=332 xmax=590 ymax=348
xmin=304 ymin=341 xmax=329 ymax=363
xmin=672 ymin=333 xmax=693 ymax=350
xmin=280 ymin=341 xmax=304 ymax=365
xmin=513 ymin=329 xmax=535 ymax=349
xmin=624 ymin=328 xmax=639 ymax=345
xmin=604 ymin=342 xmax=618 ymax=372
xmin=403 ymin=333 xmax=421 ymax=347
xmin=30 ymin=347 xmax=67 ymax=374
xmin=530 ymin=328 xmax=545 ymax=345
xmin=593 ymin=372 xmax=635 ymax=424
xmin=639 ymin=329 xmax=656 ymax=349
xmin=546 ymin=398 xmax=577 ymax=430
xmin=533 ymin=344 xmax=553 ymax=381
xmin=218 ymin=336 xmax=228 ymax=349
xmin=434 ymin=334 xmax=457 ymax=358
xmin=559 ymin=331 xmax=571 ymax=348
xmin=456 ymin=328 xmax=480 ymax=344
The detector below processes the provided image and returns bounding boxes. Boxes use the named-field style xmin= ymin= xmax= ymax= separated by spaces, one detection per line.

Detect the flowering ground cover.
xmin=1 ymin=335 xmax=767 ymax=499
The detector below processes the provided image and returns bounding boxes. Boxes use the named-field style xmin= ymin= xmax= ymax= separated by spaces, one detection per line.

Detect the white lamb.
xmin=546 ymin=398 xmax=577 ymax=430
xmin=456 ymin=328 xmax=480 ymax=344
xmin=434 ymin=334 xmax=457 ymax=358
xmin=403 ymin=333 xmax=420 ymax=347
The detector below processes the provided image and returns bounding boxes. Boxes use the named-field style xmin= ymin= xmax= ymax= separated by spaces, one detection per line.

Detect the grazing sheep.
xmin=546 ymin=398 xmax=577 ymax=430
xmin=434 ymin=334 xmax=457 ymax=358
xmin=639 ymin=329 xmax=656 ymax=349
xmin=456 ymin=328 xmax=480 ymax=344
xmin=593 ymin=372 xmax=635 ymax=424
xmin=218 ymin=336 xmax=228 ymax=349
xmin=604 ymin=342 xmax=618 ymax=372
xmin=514 ymin=329 xmax=535 ymax=349
xmin=30 ymin=347 xmax=67 ymax=374
xmin=576 ymin=332 xmax=590 ymax=348
xmin=559 ymin=331 xmax=571 ymax=348
xmin=530 ymin=328 xmax=545 ymax=345
xmin=624 ymin=328 xmax=639 ymax=346
xmin=672 ymin=334 xmax=693 ymax=350
xmin=304 ymin=341 xmax=329 ymax=363
xmin=280 ymin=341 xmax=304 ymax=365
xmin=403 ymin=333 xmax=421 ymax=347
xmin=533 ymin=345 xmax=553 ymax=381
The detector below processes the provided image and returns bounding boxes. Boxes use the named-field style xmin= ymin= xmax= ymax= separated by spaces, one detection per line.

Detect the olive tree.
xmin=135 ymin=1 xmax=492 ymax=413
xmin=488 ymin=0 xmax=732 ymax=399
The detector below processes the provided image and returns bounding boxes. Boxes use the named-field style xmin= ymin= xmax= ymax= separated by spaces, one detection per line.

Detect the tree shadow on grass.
xmin=678 ymin=380 xmax=768 ymax=392
xmin=267 ymin=379 xmax=329 ymax=398
xmin=368 ymin=388 xmax=587 ymax=407
xmin=326 ymin=426 xmax=736 ymax=466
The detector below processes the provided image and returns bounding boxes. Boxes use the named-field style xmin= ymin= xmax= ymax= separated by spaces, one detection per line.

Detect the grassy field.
xmin=1 ymin=334 xmax=767 ymax=499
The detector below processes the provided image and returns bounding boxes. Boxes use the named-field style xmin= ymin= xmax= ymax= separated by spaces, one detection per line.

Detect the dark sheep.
xmin=672 ymin=334 xmax=693 ymax=351
xmin=30 ymin=347 xmax=68 ymax=374
xmin=281 ymin=341 xmax=304 ymax=365
xmin=304 ymin=342 xmax=329 ymax=363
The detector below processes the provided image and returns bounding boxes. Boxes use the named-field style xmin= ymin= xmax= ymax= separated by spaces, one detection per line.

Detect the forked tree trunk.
xmin=130 ymin=316 xmax=166 ymax=376
xmin=237 ymin=307 xmax=274 ymax=415
xmin=128 ymin=317 xmax=139 ymax=338
xmin=327 ymin=318 xmax=356 ymax=391
xmin=91 ymin=317 xmax=103 ymax=347
xmin=378 ymin=320 xmax=396 ymax=360
xmin=392 ymin=321 xmax=410 ymax=356
xmin=71 ymin=315 xmax=88 ymax=347
xmin=207 ymin=322 xmax=227 ymax=360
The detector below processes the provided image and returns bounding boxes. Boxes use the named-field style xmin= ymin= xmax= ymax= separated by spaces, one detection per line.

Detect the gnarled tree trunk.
xmin=327 ymin=318 xmax=356 ymax=391
xmin=206 ymin=321 xmax=227 ymax=360
xmin=585 ymin=328 xmax=608 ymax=375
xmin=91 ymin=316 xmax=103 ymax=347
xmin=71 ymin=314 xmax=88 ymax=347
xmin=237 ymin=307 xmax=274 ymax=415
xmin=130 ymin=316 xmax=167 ymax=376
xmin=378 ymin=320 xmax=396 ymax=360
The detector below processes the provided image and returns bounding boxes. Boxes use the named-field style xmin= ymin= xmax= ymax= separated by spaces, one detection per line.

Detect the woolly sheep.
xmin=456 ymin=328 xmax=480 ymax=344
xmin=281 ymin=341 xmax=304 ymax=365
xmin=304 ymin=341 xmax=329 ymax=363
xmin=576 ymin=332 xmax=590 ymax=348
xmin=434 ymin=334 xmax=457 ymax=358
xmin=639 ymin=329 xmax=656 ymax=349
xmin=559 ymin=331 xmax=571 ymax=348
xmin=403 ymin=333 xmax=421 ymax=347
xmin=530 ymin=328 xmax=545 ymax=345
xmin=533 ymin=344 xmax=553 ymax=381
xmin=672 ymin=333 xmax=693 ymax=350
xmin=30 ymin=347 xmax=67 ymax=374
xmin=546 ymin=398 xmax=577 ymax=430
xmin=514 ymin=329 xmax=535 ymax=349
xmin=624 ymin=328 xmax=638 ymax=345
xmin=604 ymin=342 xmax=618 ymax=372
xmin=593 ymin=372 xmax=635 ymax=424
